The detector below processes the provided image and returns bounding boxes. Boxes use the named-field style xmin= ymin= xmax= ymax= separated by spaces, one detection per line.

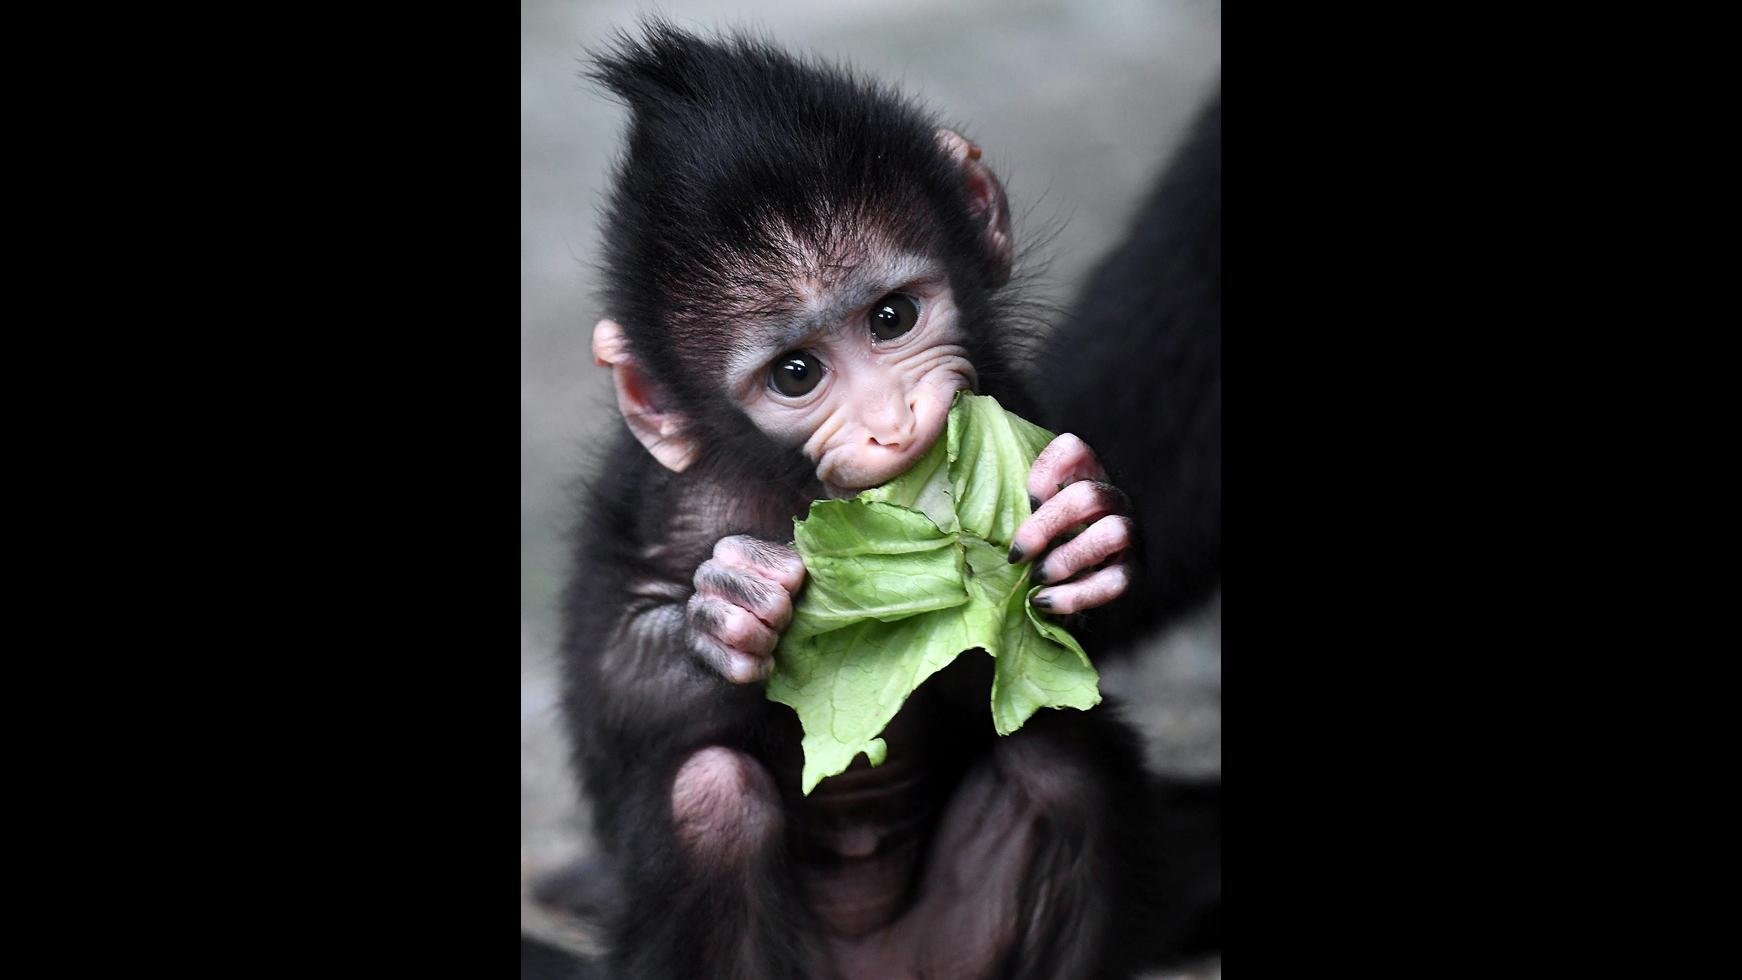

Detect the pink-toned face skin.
xmin=731 ymin=273 xmax=976 ymax=499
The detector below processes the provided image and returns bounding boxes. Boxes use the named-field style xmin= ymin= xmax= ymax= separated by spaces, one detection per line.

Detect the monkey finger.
xmin=689 ymin=595 xmax=779 ymax=657
xmin=1031 ymin=562 xmax=1132 ymax=616
xmin=1030 ymin=516 xmax=1134 ymax=586
xmin=712 ymin=535 xmax=807 ymax=595
xmin=1008 ymin=480 xmax=1129 ymax=564
xmin=690 ymin=634 xmax=773 ymax=686
xmin=696 ymin=595 xmax=780 ymax=654
xmin=1025 ymin=433 xmax=1108 ymax=510
xmin=694 ymin=560 xmax=794 ymax=631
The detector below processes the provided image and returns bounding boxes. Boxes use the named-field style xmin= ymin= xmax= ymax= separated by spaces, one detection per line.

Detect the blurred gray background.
xmin=522 ymin=0 xmax=1222 ymax=966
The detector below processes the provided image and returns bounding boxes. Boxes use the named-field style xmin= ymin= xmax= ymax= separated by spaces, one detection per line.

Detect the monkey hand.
xmin=685 ymin=535 xmax=807 ymax=685
xmin=1009 ymin=433 xmax=1136 ymax=615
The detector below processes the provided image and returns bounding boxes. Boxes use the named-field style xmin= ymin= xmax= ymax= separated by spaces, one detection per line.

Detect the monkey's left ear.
xmin=592 ymin=319 xmax=701 ymax=473
xmin=937 ymin=129 xmax=1013 ymax=287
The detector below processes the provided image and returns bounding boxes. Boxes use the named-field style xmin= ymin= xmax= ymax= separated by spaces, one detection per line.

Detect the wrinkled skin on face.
xmin=733 ymin=273 xmax=978 ymax=498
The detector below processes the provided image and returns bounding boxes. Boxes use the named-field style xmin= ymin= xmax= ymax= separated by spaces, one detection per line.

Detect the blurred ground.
xmin=522 ymin=0 xmax=1221 ymax=972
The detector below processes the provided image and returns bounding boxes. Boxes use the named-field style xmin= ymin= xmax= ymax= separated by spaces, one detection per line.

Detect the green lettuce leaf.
xmin=948 ymin=393 xmax=1057 ymax=546
xmin=858 ymin=431 xmax=958 ymax=534
xmin=766 ymin=392 xmax=1102 ymax=794
xmin=782 ymin=498 xmax=967 ymax=646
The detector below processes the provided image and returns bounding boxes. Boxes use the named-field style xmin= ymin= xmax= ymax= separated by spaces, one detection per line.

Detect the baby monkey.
xmin=562 ymin=23 xmax=1166 ymax=980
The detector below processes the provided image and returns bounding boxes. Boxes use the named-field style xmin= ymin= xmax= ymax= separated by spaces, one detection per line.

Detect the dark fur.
xmin=1035 ymin=94 xmax=1222 ymax=642
xmin=548 ymin=23 xmax=1215 ymax=979
xmin=520 ymin=935 xmax=600 ymax=980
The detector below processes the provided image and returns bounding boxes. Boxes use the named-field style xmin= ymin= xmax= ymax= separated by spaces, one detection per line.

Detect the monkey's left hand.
xmin=1009 ymin=433 xmax=1136 ymax=615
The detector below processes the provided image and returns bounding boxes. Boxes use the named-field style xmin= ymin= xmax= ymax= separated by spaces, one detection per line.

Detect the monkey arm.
xmin=560 ymin=447 xmax=810 ymax=821
xmin=561 ymin=567 xmax=782 ymax=860
xmin=602 ymin=518 xmax=806 ymax=712
xmin=562 ymin=548 xmax=819 ymax=980
xmin=570 ymin=540 xmax=782 ymax=748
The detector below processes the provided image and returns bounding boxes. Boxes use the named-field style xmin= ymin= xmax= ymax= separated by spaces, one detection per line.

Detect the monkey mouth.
xmin=819 ymin=430 xmax=946 ymax=498
xmin=822 ymin=468 xmax=916 ymax=499
xmin=823 ymin=480 xmax=893 ymax=499
xmin=815 ymin=370 xmax=972 ymax=498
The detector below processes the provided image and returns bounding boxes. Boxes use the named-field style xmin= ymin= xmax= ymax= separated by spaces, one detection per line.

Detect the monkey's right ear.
xmin=937 ymin=129 xmax=1013 ymax=288
xmin=592 ymin=319 xmax=700 ymax=473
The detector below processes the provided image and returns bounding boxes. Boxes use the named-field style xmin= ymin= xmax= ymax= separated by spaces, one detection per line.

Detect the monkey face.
xmin=590 ymin=30 xmax=1013 ymax=492
xmin=729 ymin=259 xmax=978 ymax=497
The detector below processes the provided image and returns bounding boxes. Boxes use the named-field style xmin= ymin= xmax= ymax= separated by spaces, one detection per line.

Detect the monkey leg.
xmin=606 ymin=746 xmax=816 ymax=980
xmin=877 ymin=709 xmax=1155 ymax=980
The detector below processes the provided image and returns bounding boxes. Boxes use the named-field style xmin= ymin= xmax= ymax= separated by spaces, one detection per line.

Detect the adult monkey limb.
xmin=560 ymin=23 xmax=1168 ymax=979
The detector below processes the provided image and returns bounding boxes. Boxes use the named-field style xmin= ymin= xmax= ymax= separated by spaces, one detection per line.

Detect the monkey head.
xmin=587 ymin=24 xmax=1015 ymax=496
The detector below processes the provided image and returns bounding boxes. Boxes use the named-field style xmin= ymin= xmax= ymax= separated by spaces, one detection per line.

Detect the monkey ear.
xmin=592 ymin=319 xmax=701 ymax=473
xmin=937 ymin=129 xmax=1013 ymax=288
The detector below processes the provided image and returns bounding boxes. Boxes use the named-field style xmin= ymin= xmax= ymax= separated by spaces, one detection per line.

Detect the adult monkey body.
xmin=559 ymin=23 xmax=1198 ymax=979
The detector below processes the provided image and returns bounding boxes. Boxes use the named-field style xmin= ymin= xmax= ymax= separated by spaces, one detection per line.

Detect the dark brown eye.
xmin=868 ymin=293 xmax=920 ymax=341
xmin=769 ymin=351 xmax=824 ymax=397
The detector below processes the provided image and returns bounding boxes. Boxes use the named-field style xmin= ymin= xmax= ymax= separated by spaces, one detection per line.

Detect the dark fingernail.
xmin=1032 ymin=593 xmax=1053 ymax=610
xmin=1030 ymin=564 xmax=1049 ymax=585
xmin=1008 ymin=544 xmax=1025 ymax=564
xmin=1028 ymin=495 xmax=1041 ymax=511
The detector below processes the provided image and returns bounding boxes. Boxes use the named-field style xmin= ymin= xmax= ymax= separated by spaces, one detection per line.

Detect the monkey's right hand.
xmin=685 ymin=535 xmax=807 ymax=685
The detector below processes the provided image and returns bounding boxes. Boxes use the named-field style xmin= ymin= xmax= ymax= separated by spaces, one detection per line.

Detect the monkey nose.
xmin=865 ymin=393 xmax=918 ymax=450
xmin=868 ymin=428 xmax=911 ymax=450
xmin=866 ymin=411 xmax=916 ymax=450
